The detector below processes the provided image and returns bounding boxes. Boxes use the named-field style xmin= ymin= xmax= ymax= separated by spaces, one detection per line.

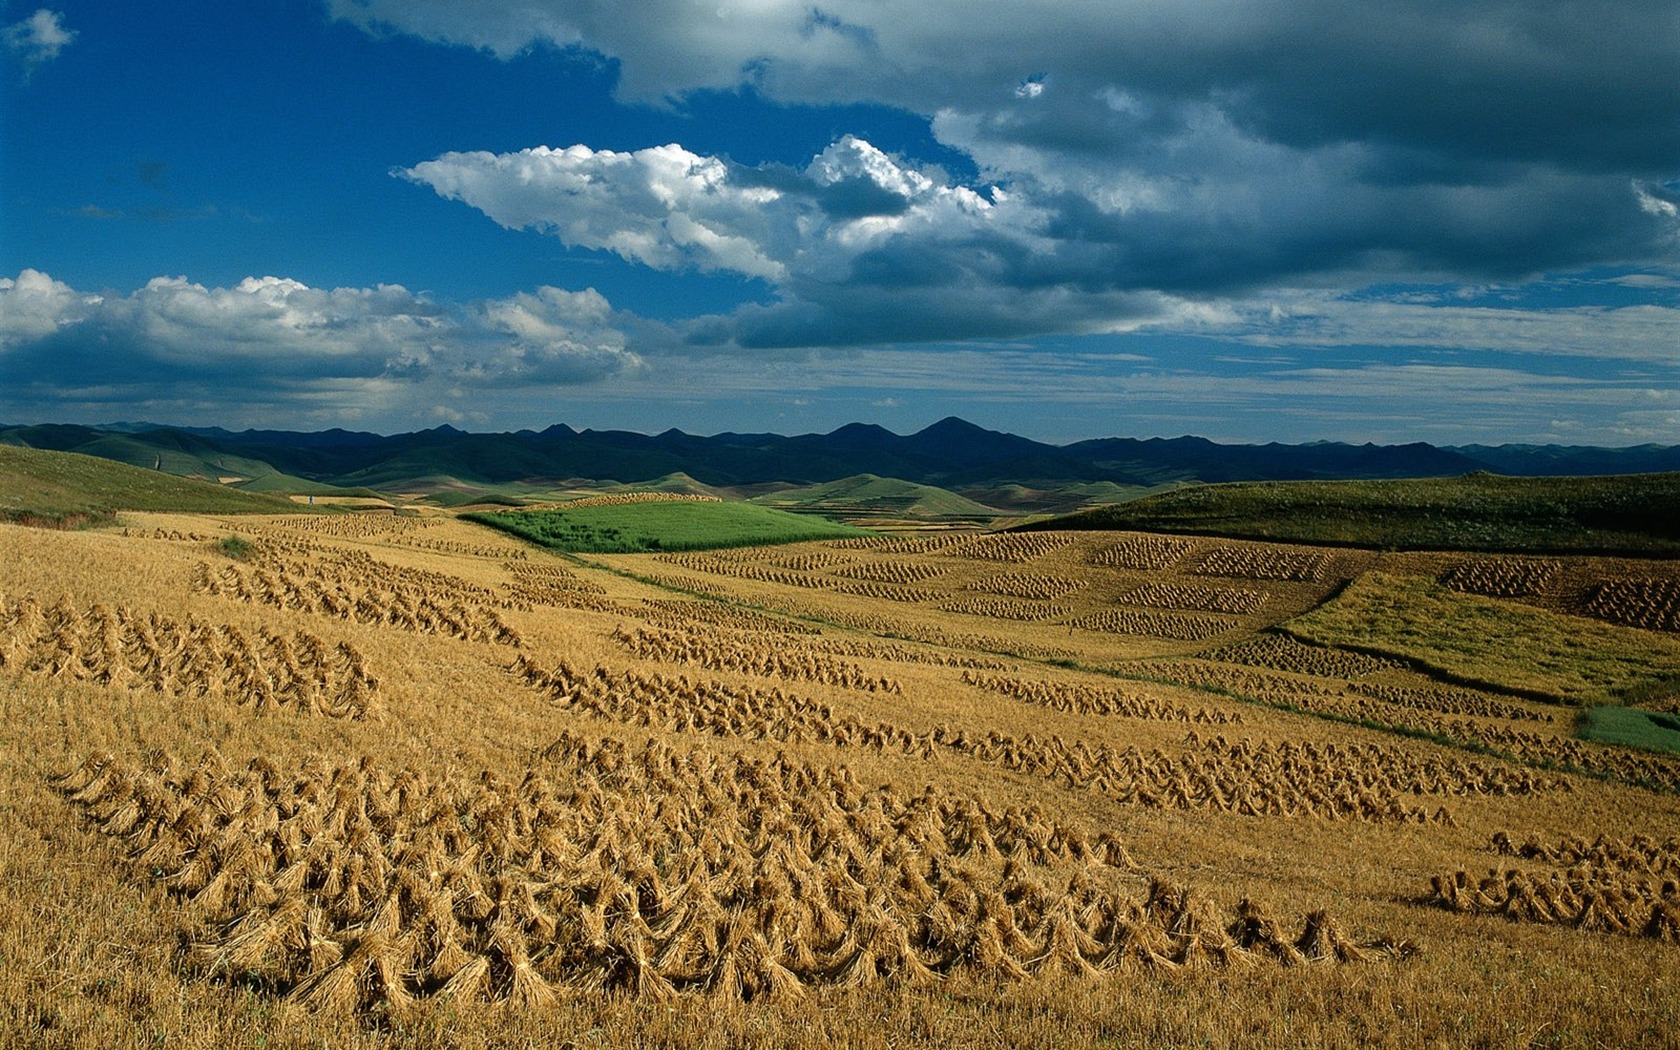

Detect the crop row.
xmin=51 ymin=739 xmax=1411 ymax=1015
xmin=1157 ymin=662 xmax=1573 ymax=757
xmin=1120 ymin=582 xmax=1267 ymax=615
xmin=561 ymin=492 xmax=723 ymax=508
xmin=1426 ymin=870 xmax=1678 ymax=940
xmin=638 ymin=572 xmax=737 ymax=599
xmin=1183 ymin=672 xmax=1677 ymax=793
xmin=1347 ymin=682 xmax=1554 ymax=723
xmin=193 ymin=557 xmax=521 ymax=646
xmin=1070 ymin=609 xmax=1234 ymax=641
xmin=1439 ymin=558 xmax=1562 ymax=599
xmin=825 ymin=535 xmax=970 ymax=555
xmin=833 ymin=560 xmax=946 ymax=584
xmin=946 ymin=534 xmax=1075 ymax=564
xmin=940 ymin=597 xmax=1070 ymax=622
xmin=1146 ymin=660 xmax=1342 ymax=705
xmin=796 ymin=633 xmax=1009 ymax=670
xmin=1161 ymin=659 xmax=1555 ymax=726
xmin=258 ymin=513 xmax=435 ymax=540
xmin=1193 ymin=547 xmax=1329 ymax=582
xmin=1176 ymin=733 xmax=1562 ymax=808
xmin=0 ymin=591 xmax=378 ymax=719
xmin=611 ymin=625 xmax=902 ymax=694
xmin=634 ymin=599 xmax=822 ymax=637
xmin=1090 ymin=536 xmax=1194 ymax=571
xmin=1202 ymin=635 xmax=1398 ymax=681
xmin=655 ymin=555 xmax=947 ymax=604
xmin=123 ymin=527 xmax=211 ymax=542
xmin=968 ymin=573 xmax=1087 ymax=601
xmin=1480 ymin=730 xmax=1680 ymax=794
xmin=502 ymin=562 xmax=613 ymax=611
xmin=769 ymin=552 xmax=853 ymax=573
xmin=390 ymin=535 xmax=530 ymax=560
xmin=1490 ymin=831 xmax=1680 ymax=874
xmin=751 ymin=599 xmax=1080 ymax=664
xmin=1584 ymin=578 xmax=1680 ymax=633
xmin=960 ymin=671 xmax=1242 ymax=725
xmin=1425 ymin=834 xmax=1679 ymax=942
xmin=517 ymin=656 xmax=1545 ymax=822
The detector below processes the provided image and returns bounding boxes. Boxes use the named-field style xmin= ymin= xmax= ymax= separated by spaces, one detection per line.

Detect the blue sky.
xmin=1 ymin=0 xmax=1676 ymax=444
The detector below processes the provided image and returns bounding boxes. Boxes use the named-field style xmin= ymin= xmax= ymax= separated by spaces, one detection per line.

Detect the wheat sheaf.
xmin=55 ymin=735 xmax=1415 ymax=1018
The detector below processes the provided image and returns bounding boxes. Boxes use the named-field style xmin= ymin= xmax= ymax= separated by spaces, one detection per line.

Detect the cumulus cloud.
xmin=476 ymin=285 xmax=641 ymax=382
xmin=0 ymin=270 xmax=642 ymax=423
xmin=404 ymin=136 xmax=1121 ymax=347
xmin=405 ymin=144 xmax=790 ymax=280
xmin=4 ymin=8 xmax=74 ymax=74
xmin=405 ymin=135 xmax=1679 ymax=354
xmin=0 ymin=269 xmax=99 ymax=343
xmin=350 ymin=0 xmax=1679 ymax=322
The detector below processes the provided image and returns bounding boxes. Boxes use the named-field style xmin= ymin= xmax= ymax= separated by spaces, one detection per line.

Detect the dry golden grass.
xmin=3 ymin=518 xmax=1680 ymax=1047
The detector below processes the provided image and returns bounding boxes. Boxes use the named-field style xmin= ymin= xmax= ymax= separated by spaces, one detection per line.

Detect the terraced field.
xmin=3 ymin=505 xmax=1679 ymax=1048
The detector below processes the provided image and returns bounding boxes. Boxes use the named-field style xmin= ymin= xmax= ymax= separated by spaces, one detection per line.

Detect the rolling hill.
xmin=6 ymin=418 xmax=1680 ymax=519
xmin=1022 ymin=472 xmax=1680 ymax=555
xmin=748 ymin=474 xmax=1004 ymax=522
xmin=0 ymin=444 xmax=299 ymax=526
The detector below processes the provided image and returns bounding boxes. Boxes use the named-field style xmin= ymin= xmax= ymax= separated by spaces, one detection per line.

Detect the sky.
xmin=1 ymin=0 xmax=1676 ymax=445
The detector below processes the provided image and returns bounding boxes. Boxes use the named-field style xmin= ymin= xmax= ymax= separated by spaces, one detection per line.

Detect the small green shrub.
xmin=216 ymin=534 xmax=256 ymax=561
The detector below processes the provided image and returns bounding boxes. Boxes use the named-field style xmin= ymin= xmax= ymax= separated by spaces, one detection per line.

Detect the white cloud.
xmin=406 ymin=135 xmax=1216 ymax=349
xmin=0 ymin=271 xmax=642 ymax=423
xmin=405 ymin=143 xmax=789 ymax=280
xmin=4 ymin=8 xmax=74 ymax=73
xmin=1636 ymin=181 xmax=1679 ymax=220
xmin=0 ymin=269 xmax=99 ymax=344
xmin=477 ymin=285 xmax=643 ymax=382
xmin=402 ymin=136 xmax=1015 ymax=290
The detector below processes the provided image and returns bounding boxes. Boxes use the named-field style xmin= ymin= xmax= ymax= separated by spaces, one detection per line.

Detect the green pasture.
xmin=467 ymin=500 xmax=872 ymax=553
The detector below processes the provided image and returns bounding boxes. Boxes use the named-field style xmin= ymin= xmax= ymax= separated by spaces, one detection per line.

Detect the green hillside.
xmin=1024 ymin=472 xmax=1680 ymax=555
xmin=69 ymin=432 xmax=277 ymax=480
xmin=0 ymin=445 xmax=297 ymax=526
xmin=750 ymin=474 xmax=1001 ymax=520
xmin=468 ymin=499 xmax=873 ymax=553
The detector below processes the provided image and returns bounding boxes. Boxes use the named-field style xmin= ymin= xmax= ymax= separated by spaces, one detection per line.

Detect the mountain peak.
xmin=829 ymin=421 xmax=896 ymax=437
xmin=915 ymin=416 xmax=990 ymax=438
xmin=819 ymin=421 xmax=900 ymax=449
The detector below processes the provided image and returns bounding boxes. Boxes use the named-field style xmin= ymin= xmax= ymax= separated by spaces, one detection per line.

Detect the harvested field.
xmin=4 ymin=514 xmax=1680 ymax=1048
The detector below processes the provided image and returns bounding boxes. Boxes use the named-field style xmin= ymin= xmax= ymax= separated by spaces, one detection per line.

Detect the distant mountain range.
xmin=4 ymin=418 xmax=1679 ymax=515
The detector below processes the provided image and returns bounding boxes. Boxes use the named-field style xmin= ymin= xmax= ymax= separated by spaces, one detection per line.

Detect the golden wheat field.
xmin=4 ymin=508 xmax=1680 ymax=1049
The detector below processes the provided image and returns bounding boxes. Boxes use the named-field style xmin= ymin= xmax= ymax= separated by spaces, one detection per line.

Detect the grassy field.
xmin=1580 ymin=706 xmax=1680 ymax=755
xmin=0 ymin=444 xmax=297 ymax=526
xmin=3 ymin=506 xmax=1680 ymax=1048
xmin=749 ymin=474 xmax=1003 ymax=523
xmin=1027 ymin=472 xmax=1680 ymax=554
xmin=1282 ymin=572 xmax=1680 ymax=703
xmin=468 ymin=497 xmax=873 ymax=552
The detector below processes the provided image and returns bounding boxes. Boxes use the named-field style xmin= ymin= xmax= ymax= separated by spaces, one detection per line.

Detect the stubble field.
xmin=3 ymin=506 xmax=1678 ymax=1048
